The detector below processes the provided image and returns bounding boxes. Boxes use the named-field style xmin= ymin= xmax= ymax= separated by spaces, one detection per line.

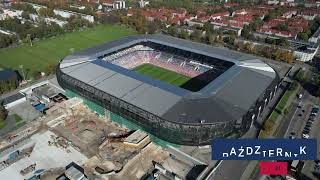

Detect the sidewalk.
xmin=243 ymin=81 xmax=289 ymax=138
xmin=240 ymin=160 xmax=259 ymax=180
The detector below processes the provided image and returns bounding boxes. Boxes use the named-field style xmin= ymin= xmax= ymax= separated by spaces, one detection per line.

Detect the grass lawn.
xmin=0 ymin=24 xmax=136 ymax=77
xmin=0 ymin=119 xmax=6 ymax=129
xmin=134 ymin=64 xmax=191 ymax=87
xmin=13 ymin=114 xmax=23 ymax=124
xmin=259 ymin=82 xmax=300 ymax=138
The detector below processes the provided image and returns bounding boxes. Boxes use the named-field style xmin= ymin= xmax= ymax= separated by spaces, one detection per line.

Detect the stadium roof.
xmin=59 ymin=34 xmax=277 ymax=124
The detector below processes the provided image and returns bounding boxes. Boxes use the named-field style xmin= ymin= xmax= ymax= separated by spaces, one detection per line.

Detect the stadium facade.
xmin=57 ymin=34 xmax=280 ymax=145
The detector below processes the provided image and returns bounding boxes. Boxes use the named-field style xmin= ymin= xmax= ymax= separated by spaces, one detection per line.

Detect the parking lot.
xmin=8 ymin=101 xmax=41 ymax=122
xmin=284 ymin=88 xmax=320 ymax=179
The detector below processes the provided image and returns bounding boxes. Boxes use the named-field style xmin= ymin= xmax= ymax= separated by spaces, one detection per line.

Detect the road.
xmin=205 ymin=80 xmax=290 ymax=180
xmin=203 ymin=65 xmax=301 ymax=180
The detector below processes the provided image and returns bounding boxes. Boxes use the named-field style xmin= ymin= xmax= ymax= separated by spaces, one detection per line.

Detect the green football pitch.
xmin=134 ymin=64 xmax=191 ymax=87
xmin=0 ymin=24 xmax=135 ymax=77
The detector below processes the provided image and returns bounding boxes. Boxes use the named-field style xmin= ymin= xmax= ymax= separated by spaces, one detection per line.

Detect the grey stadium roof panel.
xmin=59 ymin=34 xmax=277 ymax=124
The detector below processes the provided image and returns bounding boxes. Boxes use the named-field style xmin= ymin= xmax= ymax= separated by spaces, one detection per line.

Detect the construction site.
xmin=0 ymin=97 xmax=178 ymax=180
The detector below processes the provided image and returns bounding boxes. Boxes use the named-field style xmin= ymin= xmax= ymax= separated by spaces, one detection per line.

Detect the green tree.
xmin=168 ymin=26 xmax=178 ymax=37
xmin=276 ymin=23 xmax=288 ymax=31
xmin=190 ymin=29 xmax=203 ymax=42
xmin=203 ymin=22 xmax=214 ymax=34
xmin=298 ymin=32 xmax=308 ymax=41
xmin=241 ymin=24 xmax=250 ymax=39
xmin=179 ymin=29 xmax=189 ymax=39
xmin=0 ymin=104 xmax=7 ymax=121
xmin=207 ymin=32 xmax=217 ymax=45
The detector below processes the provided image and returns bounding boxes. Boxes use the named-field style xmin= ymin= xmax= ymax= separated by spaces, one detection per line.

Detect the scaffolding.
xmin=64 ymin=89 xmax=178 ymax=148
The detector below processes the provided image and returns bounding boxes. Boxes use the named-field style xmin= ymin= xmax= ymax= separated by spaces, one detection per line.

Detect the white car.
xmin=302 ymin=134 xmax=310 ymax=139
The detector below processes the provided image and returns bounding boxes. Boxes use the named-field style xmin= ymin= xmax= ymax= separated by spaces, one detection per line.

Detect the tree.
xmin=32 ymin=71 xmax=42 ymax=80
xmin=289 ymin=81 xmax=298 ymax=91
xmin=0 ymin=105 xmax=7 ymax=121
xmin=168 ymin=26 xmax=178 ymax=37
xmin=46 ymin=63 xmax=57 ymax=75
xmin=298 ymin=32 xmax=308 ymax=41
xmin=284 ymin=51 xmax=294 ymax=64
xmin=21 ymin=11 xmax=30 ymax=19
xmin=203 ymin=22 xmax=214 ymax=34
xmin=0 ymin=34 xmax=17 ymax=48
xmin=275 ymin=48 xmax=282 ymax=61
xmin=179 ymin=29 xmax=189 ymax=39
xmin=227 ymin=32 xmax=236 ymax=45
xmin=207 ymin=32 xmax=217 ymax=45
xmin=190 ymin=29 xmax=203 ymax=42
xmin=276 ymin=23 xmax=288 ymax=31
xmin=278 ymin=38 xmax=288 ymax=47
xmin=241 ymin=25 xmax=250 ymax=39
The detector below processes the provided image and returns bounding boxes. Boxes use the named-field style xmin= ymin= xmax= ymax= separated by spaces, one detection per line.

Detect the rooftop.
xmin=59 ymin=34 xmax=277 ymax=124
xmin=2 ymin=93 xmax=25 ymax=106
xmin=0 ymin=69 xmax=17 ymax=81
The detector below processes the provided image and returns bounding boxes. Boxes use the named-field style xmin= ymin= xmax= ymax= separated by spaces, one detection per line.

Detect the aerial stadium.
xmin=57 ymin=34 xmax=280 ymax=145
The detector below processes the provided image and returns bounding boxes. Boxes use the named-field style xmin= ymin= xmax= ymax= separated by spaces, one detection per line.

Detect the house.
xmin=282 ymin=10 xmax=297 ymax=18
xmin=0 ymin=9 xmax=22 ymax=20
xmin=210 ymin=11 xmax=230 ymax=20
xmin=101 ymin=0 xmax=126 ymax=10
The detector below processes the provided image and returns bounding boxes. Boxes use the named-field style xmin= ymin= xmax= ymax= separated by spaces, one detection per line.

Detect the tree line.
xmin=0 ymin=104 xmax=7 ymax=121
xmin=0 ymin=15 xmax=93 ymax=48
xmin=0 ymin=34 xmax=17 ymax=48
xmin=0 ymin=73 xmax=19 ymax=95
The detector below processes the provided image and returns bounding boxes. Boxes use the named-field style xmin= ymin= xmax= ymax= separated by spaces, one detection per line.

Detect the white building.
xmin=0 ymin=9 xmax=23 ymax=20
xmin=294 ymin=46 xmax=319 ymax=62
xmin=267 ymin=0 xmax=279 ymax=5
xmin=28 ymin=3 xmax=94 ymax=23
xmin=3 ymin=93 xmax=27 ymax=109
xmin=309 ymin=27 xmax=320 ymax=43
xmin=139 ymin=0 xmax=150 ymax=8
xmin=29 ymin=14 xmax=68 ymax=27
xmin=113 ymin=0 xmax=126 ymax=9
xmin=102 ymin=0 xmax=126 ymax=11
xmin=53 ymin=9 xmax=94 ymax=23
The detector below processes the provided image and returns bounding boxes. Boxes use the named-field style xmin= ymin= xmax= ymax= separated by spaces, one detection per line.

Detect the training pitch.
xmin=0 ymin=25 xmax=135 ymax=77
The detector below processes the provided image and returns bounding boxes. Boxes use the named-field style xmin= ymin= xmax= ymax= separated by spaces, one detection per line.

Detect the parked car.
xmin=305 ymin=124 xmax=312 ymax=128
xmin=305 ymin=125 xmax=312 ymax=129
xmin=302 ymin=134 xmax=310 ymax=139
xmin=303 ymin=129 xmax=310 ymax=134
xmin=311 ymin=109 xmax=318 ymax=114
xmin=309 ymin=117 xmax=315 ymax=121
xmin=310 ymin=113 xmax=316 ymax=117
xmin=306 ymin=121 xmax=313 ymax=125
